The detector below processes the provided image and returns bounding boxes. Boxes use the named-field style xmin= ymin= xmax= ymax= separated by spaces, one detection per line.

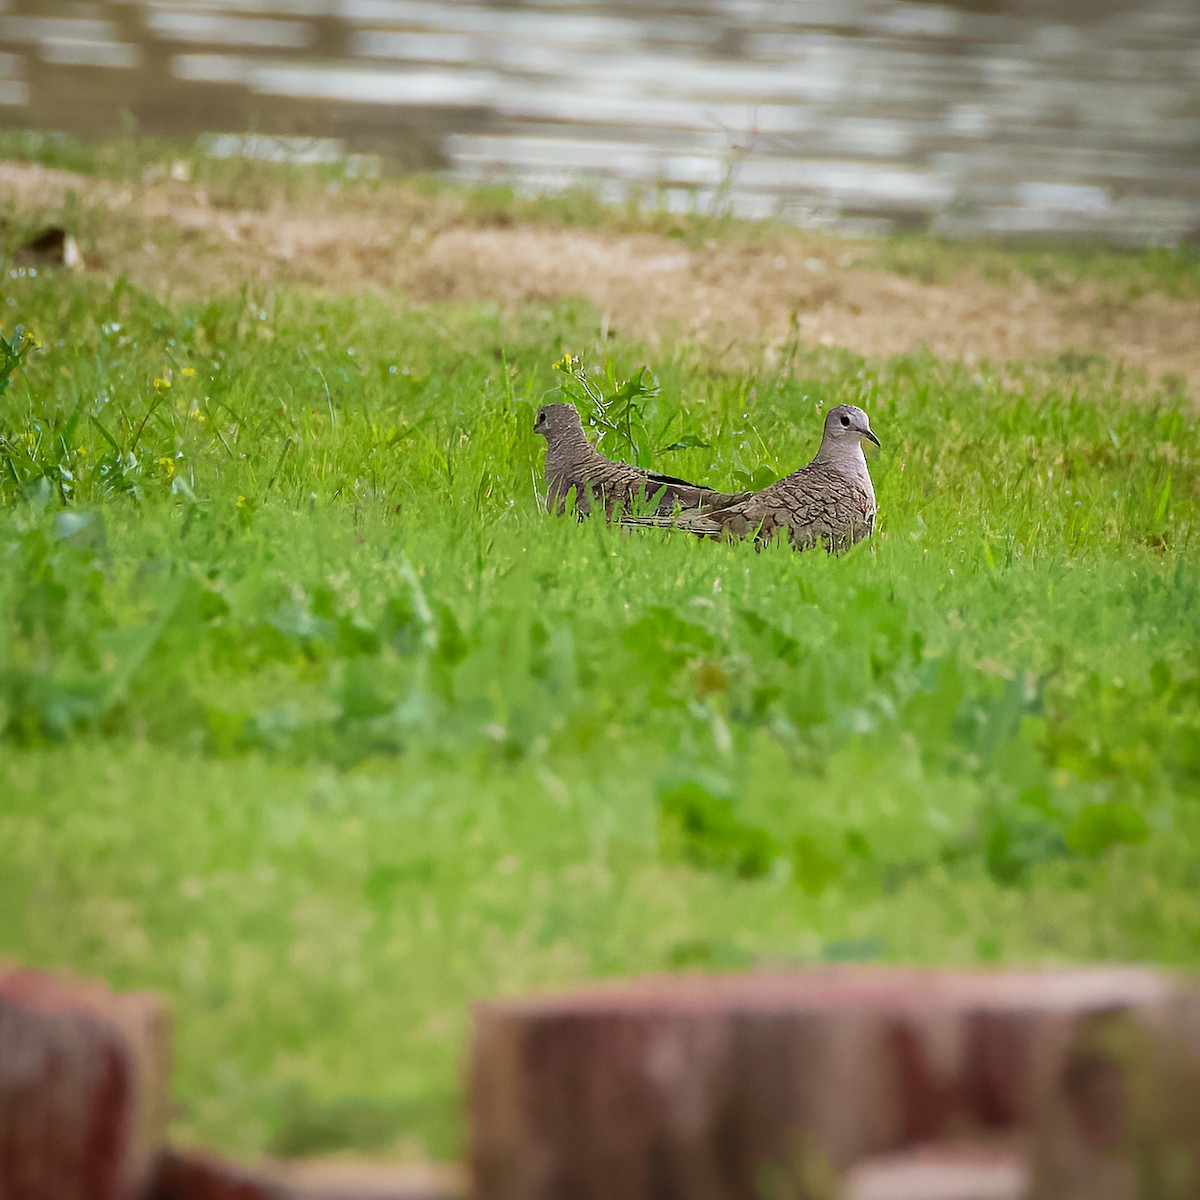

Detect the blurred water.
xmin=1 ymin=0 xmax=1198 ymax=242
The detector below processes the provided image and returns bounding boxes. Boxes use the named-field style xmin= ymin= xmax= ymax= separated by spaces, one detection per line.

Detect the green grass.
xmin=865 ymin=231 xmax=1200 ymax=301
xmin=1 ymin=183 xmax=1199 ymax=1163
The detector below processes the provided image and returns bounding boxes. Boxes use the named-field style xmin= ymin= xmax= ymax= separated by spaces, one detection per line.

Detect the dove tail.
xmin=619 ymin=511 xmax=725 ymax=537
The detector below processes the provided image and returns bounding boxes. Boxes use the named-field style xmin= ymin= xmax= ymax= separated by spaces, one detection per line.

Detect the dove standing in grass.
xmin=622 ymin=404 xmax=880 ymax=552
xmin=534 ymin=402 xmax=746 ymax=519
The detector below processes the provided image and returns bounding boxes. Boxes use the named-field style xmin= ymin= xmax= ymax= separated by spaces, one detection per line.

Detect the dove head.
xmin=818 ymin=404 xmax=880 ymax=459
xmin=534 ymin=402 xmax=588 ymax=445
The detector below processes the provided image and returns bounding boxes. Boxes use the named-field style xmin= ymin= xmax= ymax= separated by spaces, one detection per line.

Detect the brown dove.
xmin=534 ymin=402 xmax=746 ymax=518
xmin=622 ymin=404 xmax=880 ymax=552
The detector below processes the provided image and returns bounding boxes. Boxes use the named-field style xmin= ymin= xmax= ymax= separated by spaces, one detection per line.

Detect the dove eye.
xmin=840 ymin=414 xmax=850 ymax=427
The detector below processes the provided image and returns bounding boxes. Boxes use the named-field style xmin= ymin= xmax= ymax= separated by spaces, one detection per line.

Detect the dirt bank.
xmin=4 ymin=160 xmax=1198 ymax=389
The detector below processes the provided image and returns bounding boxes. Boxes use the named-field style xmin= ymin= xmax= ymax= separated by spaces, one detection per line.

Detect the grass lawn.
xmin=1 ymin=141 xmax=1199 ymax=1163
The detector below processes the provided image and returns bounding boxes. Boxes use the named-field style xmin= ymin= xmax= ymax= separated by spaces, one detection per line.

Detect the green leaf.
xmin=658 ymin=773 xmax=780 ymax=881
xmin=821 ymin=937 xmax=887 ymax=963
xmin=1065 ymin=801 xmax=1149 ymax=857
xmin=659 ymin=434 xmax=711 ymax=452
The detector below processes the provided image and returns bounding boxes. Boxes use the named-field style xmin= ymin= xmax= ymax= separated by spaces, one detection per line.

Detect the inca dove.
xmin=534 ymin=402 xmax=747 ymax=518
xmin=623 ymin=404 xmax=880 ymax=552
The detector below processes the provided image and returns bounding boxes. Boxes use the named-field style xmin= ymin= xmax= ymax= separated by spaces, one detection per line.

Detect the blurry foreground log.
xmin=1028 ymin=982 xmax=1200 ymax=1200
xmin=0 ymin=961 xmax=172 ymax=1200
xmin=150 ymin=1148 xmax=467 ymax=1200
xmin=469 ymin=966 xmax=1185 ymax=1200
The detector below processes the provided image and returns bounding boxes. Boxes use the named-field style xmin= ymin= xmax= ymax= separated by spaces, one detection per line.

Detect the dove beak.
xmin=863 ymin=428 xmax=881 ymax=447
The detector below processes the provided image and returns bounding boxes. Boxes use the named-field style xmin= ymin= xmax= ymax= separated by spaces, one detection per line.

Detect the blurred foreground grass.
xmin=1 ymin=141 xmax=1199 ymax=1161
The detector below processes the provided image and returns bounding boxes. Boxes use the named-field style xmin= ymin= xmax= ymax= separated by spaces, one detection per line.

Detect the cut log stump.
xmin=469 ymin=966 xmax=1170 ymax=1200
xmin=1027 ymin=983 xmax=1200 ymax=1200
xmin=150 ymin=1147 xmax=468 ymax=1200
xmin=0 ymin=960 xmax=172 ymax=1200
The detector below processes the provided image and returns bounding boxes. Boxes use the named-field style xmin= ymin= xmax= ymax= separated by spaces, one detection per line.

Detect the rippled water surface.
xmin=2 ymin=0 xmax=1199 ymax=241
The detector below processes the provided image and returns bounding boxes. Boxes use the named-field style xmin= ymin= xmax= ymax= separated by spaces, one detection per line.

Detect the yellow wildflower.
xmin=157 ymin=457 xmax=175 ymax=477
xmin=181 ymin=367 xmax=197 ymax=378
xmin=153 ymin=375 xmax=172 ymax=392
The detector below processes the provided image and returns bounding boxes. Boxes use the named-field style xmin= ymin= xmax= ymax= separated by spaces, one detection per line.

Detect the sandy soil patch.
xmin=4 ymin=161 xmax=1198 ymax=389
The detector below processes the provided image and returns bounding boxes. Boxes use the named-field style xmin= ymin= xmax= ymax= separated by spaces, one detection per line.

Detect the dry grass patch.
xmin=3 ymin=160 xmax=1199 ymax=390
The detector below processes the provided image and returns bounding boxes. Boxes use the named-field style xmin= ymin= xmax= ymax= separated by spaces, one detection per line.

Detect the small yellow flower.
xmin=236 ymin=495 xmax=246 ymax=508
xmin=553 ymin=354 xmax=579 ymax=371
xmin=153 ymin=375 xmax=172 ymax=392
xmin=157 ymin=456 xmax=175 ymax=477
xmin=180 ymin=367 xmax=196 ymax=378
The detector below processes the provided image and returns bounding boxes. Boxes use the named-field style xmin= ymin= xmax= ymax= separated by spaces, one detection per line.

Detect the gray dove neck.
xmin=811 ymin=435 xmax=871 ymax=478
xmin=544 ymin=425 xmax=594 ymax=470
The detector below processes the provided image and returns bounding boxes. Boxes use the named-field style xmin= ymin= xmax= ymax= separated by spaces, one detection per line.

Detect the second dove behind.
xmin=534 ymin=402 xmax=747 ymax=519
